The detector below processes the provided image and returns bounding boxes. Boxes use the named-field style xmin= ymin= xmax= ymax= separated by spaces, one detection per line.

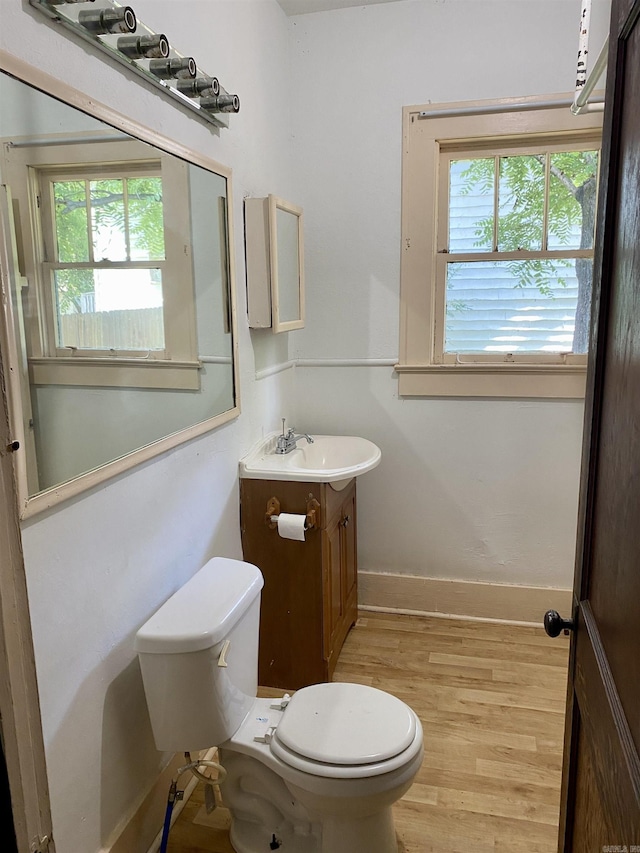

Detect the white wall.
xmin=1 ymin=1 xmax=297 ymax=850
xmin=0 ymin=0 xmax=611 ymax=850
xmin=288 ymin=0 xmax=610 ymax=589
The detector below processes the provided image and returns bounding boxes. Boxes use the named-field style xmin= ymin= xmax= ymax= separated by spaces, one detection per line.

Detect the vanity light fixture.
xmin=29 ymin=0 xmax=240 ymax=129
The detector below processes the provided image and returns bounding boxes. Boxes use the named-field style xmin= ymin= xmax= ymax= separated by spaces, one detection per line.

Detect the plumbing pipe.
xmin=178 ymin=756 xmax=227 ymax=786
xmin=157 ymin=756 xmax=228 ymax=852
xmin=158 ymin=780 xmax=178 ymax=853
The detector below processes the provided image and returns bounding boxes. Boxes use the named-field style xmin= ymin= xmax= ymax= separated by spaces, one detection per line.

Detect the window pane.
xmin=90 ymin=179 xmax=126 ymax=261
xmin=55 ymin=268 xmax=164 ymax=351
xmin=445 ymin=258 xmax=592 ymax=354
xmin=548 ymin=150 xmax=599 ymax=250
xmin=448 ymin=159 xmax=495 ymax=253
xmin=498 ymin=155 xmax=545 ymax=251
xmin=53 ymin=181 xmax=89 ymax=262
xmin=127 ymin=176 xmax=165 ymax=260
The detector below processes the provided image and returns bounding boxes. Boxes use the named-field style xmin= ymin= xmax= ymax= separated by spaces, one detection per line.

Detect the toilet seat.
xmin=268 ymin=683 xmax=422 ymax=779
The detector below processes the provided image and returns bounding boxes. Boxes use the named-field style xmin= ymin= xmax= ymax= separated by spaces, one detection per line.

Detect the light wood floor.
xmin=166 ymin=611 xmax=569 ymax=852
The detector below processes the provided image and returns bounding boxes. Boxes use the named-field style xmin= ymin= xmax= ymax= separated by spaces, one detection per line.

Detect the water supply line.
xmin=158 ymin=755 xmax=227 ymax=853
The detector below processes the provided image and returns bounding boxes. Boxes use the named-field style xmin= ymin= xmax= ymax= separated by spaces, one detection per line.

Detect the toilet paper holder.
xmin=265 ymin=496 xmax=320 ymax=531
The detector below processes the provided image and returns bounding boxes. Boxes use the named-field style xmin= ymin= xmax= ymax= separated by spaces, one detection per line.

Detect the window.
xmin=398 ymin=96 xmax=603 ymax=398
xmin=1 ymin=135 xmax=198 ymax=389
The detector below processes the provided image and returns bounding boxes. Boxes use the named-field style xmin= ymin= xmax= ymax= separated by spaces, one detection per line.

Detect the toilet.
xmin=135 ymin=557 xmax=424 ymax=853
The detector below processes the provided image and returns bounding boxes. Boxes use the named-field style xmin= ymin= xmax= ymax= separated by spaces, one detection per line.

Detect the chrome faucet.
xmin=275 ymin=419 xmax=314 ymax=454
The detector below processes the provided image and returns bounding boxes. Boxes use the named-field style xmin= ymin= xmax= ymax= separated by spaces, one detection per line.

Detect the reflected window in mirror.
xmin=0 ymin=62 xmax=238 ymax=514
xmin=3 ymin=137 xmax=200 ymax=387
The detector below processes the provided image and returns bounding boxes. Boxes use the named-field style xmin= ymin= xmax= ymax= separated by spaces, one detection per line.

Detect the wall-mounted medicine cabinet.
xmin=245 ymin=195 xmax=304 ymax=333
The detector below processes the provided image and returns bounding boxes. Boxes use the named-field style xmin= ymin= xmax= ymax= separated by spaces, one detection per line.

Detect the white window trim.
xmin=1 ymin=133 xmax=199 ymax=390
xmin=398 ymin=93 xmax=603 ymax=399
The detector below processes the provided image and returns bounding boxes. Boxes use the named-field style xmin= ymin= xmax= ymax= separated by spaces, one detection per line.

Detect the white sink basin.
xmin=239 ymin=433 xmax=381 ymax=489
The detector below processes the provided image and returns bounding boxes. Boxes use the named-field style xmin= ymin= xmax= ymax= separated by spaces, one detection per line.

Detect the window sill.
xmin=29 ymin=357 xmax=202 ymax=391
xmin=395 ymin=363 xmax=586 ymax=399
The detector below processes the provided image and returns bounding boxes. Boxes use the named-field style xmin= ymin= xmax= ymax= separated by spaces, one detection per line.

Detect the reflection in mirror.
xmin=270 ymin=195 xmax=304 ymax=333
xmin=276 ymin=206 xmax=301 ymax=324
xmin=0 ymin=68 xmax=237 ymax=509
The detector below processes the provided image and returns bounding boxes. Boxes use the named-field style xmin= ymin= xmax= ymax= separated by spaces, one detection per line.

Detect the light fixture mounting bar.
xmin=28 ymin=0 xmax=239 ymax=130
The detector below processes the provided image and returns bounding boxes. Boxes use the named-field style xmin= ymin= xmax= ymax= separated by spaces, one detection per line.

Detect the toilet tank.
xmin=135 ymin=557 xmax=264 ymax=752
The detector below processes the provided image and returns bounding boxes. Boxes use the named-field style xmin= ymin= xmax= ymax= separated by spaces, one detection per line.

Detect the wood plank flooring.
xmin=166 ymin=611 xmax=569 ymax=852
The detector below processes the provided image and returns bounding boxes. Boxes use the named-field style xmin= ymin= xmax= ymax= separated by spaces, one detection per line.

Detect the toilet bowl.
xmin=220 ymin=684 xmax=424 ymax=853
xmin=135 ymin=557 xmax=424 ymax=853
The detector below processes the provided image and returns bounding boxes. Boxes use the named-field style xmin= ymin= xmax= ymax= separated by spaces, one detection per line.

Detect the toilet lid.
xmin=273 ymin=683 xmax=416 ymax=766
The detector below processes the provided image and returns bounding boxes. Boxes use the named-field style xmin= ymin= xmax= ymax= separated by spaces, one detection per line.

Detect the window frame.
xmin=398 ymin=94 xmax=603 ymax=398
xmin=1 ymin=133 xmax=199 ymax=390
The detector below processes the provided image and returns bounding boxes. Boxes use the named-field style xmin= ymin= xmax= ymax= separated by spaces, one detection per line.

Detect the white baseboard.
xmin=358 ymin=570 xmax=572 ymax=626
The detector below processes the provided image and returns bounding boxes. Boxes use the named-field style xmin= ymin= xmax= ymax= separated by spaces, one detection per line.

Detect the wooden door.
xmin=554 ymin=0 xmax=640 ymax=847
xmin=0 ymin=288 xmax=55 ymax=848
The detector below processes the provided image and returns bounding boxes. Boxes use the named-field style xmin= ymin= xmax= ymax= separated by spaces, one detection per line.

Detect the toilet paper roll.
xmin=277 ymin=513 xmax=306 ymax=541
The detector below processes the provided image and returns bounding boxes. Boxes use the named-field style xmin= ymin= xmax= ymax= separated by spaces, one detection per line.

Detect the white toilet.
xmin=135 ymin=557 xmax=423 ymax=853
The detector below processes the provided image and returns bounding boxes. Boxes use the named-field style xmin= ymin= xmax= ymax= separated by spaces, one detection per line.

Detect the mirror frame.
xmin=0 ymin=50 xmax=240 ymax=520
xmin=268 ymin=194 xmax=305 ymax=333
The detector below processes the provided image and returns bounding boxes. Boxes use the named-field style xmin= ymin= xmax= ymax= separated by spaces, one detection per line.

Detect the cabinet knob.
xmin=341 ymin=515 xmax=351 ymax=527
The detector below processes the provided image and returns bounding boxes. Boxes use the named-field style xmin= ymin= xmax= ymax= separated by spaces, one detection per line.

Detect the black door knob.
xmin=544 ymin=609 xmax=574 ymax=637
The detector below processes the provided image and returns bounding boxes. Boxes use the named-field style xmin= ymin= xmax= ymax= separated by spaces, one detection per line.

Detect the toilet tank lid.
xmin=135 ymin=558 xmax=263 ymax=654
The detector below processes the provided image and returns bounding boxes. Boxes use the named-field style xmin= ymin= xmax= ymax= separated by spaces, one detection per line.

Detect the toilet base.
xmin=286 ymin=781 xmax=403 ymax=853
xmin=229 ymin=810 xmax=398 ymax=853
xmin=220 ymin=746 xmax=405 ymax=853
xmin=220 ymin=748 xmax=322 ymax=853
xmin=229 ymin=821 xmax=321 ymax=853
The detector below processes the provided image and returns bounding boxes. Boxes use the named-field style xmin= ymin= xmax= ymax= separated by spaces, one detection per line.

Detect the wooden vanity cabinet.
xmin=239 ymin=477 xmax=358 ymax=690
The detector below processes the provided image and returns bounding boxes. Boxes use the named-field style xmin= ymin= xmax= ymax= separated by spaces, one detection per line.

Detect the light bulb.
xmin=200 ymin=93 xmax=240 ymax=114
xmin=118 ymin=33 xmax=169 ymax=59
xmin=78 ymin=6 xmax=136 ymax=34
xmin=176 ymin=76 xmax=220 ymax=98
xmin=148 ymin=56 xmax=197 ymax=80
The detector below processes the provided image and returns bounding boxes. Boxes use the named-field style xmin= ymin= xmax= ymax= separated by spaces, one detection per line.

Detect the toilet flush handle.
xmin=217 ymin=640 xmax=231 ymax=667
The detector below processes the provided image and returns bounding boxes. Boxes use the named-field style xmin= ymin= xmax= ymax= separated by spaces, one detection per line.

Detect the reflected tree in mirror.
xmin=52 ymin=174 xmax=166 ymax=348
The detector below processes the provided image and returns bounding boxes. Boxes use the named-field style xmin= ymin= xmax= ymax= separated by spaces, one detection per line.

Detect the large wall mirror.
xmin=0 ymin=54 xmax=239 ymax=518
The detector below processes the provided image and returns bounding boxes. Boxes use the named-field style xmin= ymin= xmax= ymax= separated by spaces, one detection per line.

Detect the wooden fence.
xmin=60 ymin=307 xmax=164 ymax=351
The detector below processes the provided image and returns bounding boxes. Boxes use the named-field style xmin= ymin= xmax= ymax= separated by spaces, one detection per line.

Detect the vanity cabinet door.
xmin=322 ymin=482 xmax=358 ymax=678
xmin=341 ymin=487 xmax=358 ymax=606
xmin=240 ymin=477 xmax=358 ymax=689
xmin=322 ymin=511 xmax=344 ymax=664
